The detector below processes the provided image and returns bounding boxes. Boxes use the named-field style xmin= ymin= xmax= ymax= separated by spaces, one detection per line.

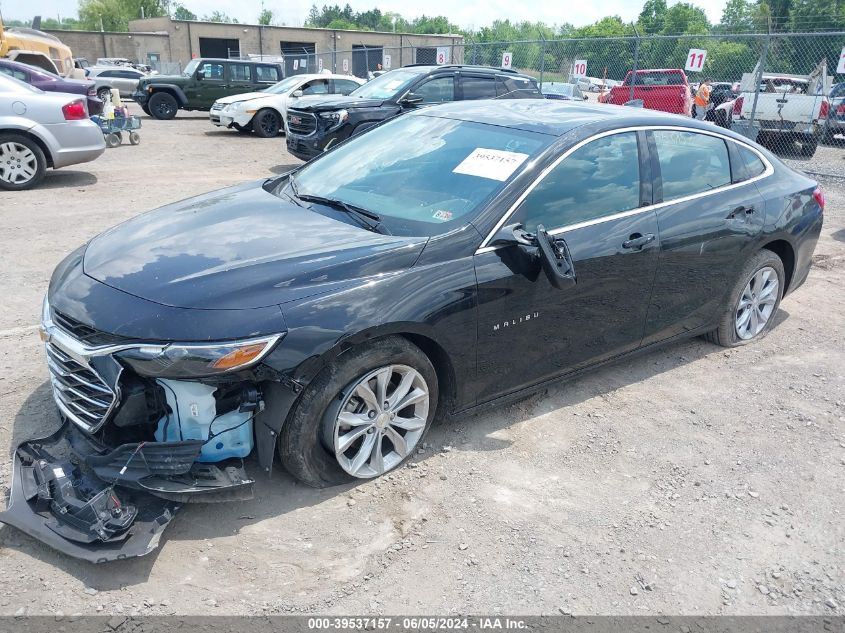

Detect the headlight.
xmin=39 ymin=294 xmax=52 ymax=341
xmin=318 ymin=109 xmax=348 ymax=128
xmin=115 ymin=334 xmax=283 ymax=378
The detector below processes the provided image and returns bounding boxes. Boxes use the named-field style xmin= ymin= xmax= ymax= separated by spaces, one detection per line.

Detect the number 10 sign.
xmin=685 ymin=48 xmax=707 ymax=72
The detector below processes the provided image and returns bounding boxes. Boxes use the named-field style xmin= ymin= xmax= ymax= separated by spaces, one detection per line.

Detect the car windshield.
xmin=348 ymin=69 xmax=421 ymax=100
xmin=281 ymin=113 xmax=553 ymax=236
xmin=544 ymin=83 xmax=574 ymax=96
xmin=183 ymin=59 xmax=200 ymax=77
xmin=261 ymin=76 xmax=305 ymax=94
xmin=0 ymin=72 xmax=42 ymax=93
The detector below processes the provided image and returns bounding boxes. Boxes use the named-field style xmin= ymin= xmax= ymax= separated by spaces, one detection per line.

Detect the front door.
xmin=473 ymin=131 xmax=660 ymax=403
xmin=186 ymin=61 xmax=229 ymax=108
xmin=641 ymin=129 xmax=765 ymax=345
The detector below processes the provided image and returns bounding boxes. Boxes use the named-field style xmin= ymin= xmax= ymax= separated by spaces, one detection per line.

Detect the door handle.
xmin=726 ymin=205 xmax=756 ymax=220
xmin=622 ymin=233 xmax=655 ymax=250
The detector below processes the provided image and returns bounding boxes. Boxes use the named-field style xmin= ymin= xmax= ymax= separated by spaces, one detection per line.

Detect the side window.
xmin=736 ymin=144 xmax=767 ymax=180
xmin=414 ymin=76 xmax=455 ymax=104
xmin=229 ymin=64 xmax=251 ymax=82
xmin=462 ymin=76 xmax=497 ymax=100
xmin=302 ymin=79 xmax=329 ymax=95
xmin=0 ymin=67 xmax=28 ymax=81
xmin=256 ymin=65 xmax=280 ymax=83
xmin=333 ymin=79 xmax=360 ymax=94
xmin=511 ymin=132 xmax=642 ymax=232
xmin=100 ymin=70 xmax=118 ymax=78
xmin=653 ymin=130 xmax=731 ymax=200
xmin=199 ymin=62 xmax=225 ymax=81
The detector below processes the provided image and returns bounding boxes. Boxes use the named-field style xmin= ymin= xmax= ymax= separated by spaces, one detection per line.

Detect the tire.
xmin=0 ymin=132 xmax=47 ymax=191
xmin=279 ymin=336 xmax=439 ymax=488
xmin=129 ymin=131 xmax=140 ymax=145
xmin=96 ymin=87 xmax=111 ymax=103
xmin=105 ymin=133 xmax=121 ymax=148
xmin=148 ymin=92 xmax=178 ymax=120
xmin=799 ymin=137 xmax=818 ymax=158
xmin=253 ymin=108 xmax=282 ymax=138
xmin=705 ymin=249 xmax=785 ymax=348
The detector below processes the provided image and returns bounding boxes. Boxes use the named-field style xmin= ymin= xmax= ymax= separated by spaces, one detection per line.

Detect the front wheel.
xmin=253 ymin=108 xmax=282 ymax=138
xmin=279 ymin=337 xmax=438 ymax=487
xmin=148 ymin=92 xmax=178 ymax=120
xmin=705 ymin=249 xmax=785 ymax=347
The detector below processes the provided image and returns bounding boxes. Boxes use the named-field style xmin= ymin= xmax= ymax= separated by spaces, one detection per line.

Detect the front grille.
xmin=52 ymin=309 xmax=130 ymax=347
xmin=46 ymin=342 xmax=116 ymax=432
xmin=287 ymin=111 xmax=317 ymax=136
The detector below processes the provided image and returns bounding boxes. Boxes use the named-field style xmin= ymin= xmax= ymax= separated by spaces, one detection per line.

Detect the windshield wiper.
xmin=290 ymin=182 xmax=385 ymax=233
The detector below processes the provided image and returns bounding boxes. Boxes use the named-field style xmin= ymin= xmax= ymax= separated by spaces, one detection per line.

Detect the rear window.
xmin=625 ymin=72 xmax=685 ymax=87
xmin=462 ymin=76 xmax=498 ymax=100
xmin=653 ymin=130 xmax=731 ymax=200
xmin=256 ymin=65 xmax=280 ymax=82
xmin=736 ymin=144 xmax=767 ymax=179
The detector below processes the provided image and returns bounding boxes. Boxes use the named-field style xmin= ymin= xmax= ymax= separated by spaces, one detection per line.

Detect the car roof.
xmin=414 ymin=99 xmax=749 ymax=138
xmin=401 ymin=64 xmax=535 ymax=79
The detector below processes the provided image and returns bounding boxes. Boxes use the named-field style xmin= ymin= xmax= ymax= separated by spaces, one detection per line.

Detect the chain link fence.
xmin=219 ymin=31 xmax=845 ymax=169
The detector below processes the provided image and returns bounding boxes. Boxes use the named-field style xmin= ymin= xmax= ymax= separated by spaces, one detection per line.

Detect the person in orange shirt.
xmin=694 ymin=78 xmax=713 ymax=119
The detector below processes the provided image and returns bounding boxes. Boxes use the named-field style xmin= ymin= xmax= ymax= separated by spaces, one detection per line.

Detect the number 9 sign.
xmin=501 ymin=51 xmax=512 ymax=69
xmin=685 ymin=48 xmax=707 ymax=72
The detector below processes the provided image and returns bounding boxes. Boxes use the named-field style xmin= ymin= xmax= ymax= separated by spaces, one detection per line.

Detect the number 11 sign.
xmin=685 ymin=48 xmax=707 ymax=72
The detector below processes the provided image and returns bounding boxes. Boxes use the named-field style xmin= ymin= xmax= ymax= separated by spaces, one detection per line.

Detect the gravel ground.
xmin=0 ymin=110 xmax=843 ymax=617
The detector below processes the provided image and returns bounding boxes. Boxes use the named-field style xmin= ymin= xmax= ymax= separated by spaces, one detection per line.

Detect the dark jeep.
xmin=133 ymin=58 xmax=283 ymax=120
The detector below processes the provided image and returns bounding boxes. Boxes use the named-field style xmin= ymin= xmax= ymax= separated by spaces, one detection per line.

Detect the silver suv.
xmin=86 ymin=66 xmax=147 ymax=102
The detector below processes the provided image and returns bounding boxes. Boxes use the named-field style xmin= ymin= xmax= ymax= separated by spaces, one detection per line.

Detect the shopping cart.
xmin=91 ymin=114 xmax=142 ymax=148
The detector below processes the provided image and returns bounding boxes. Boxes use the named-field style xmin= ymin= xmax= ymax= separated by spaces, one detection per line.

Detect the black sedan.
xmin=1 ymin=100 xmax=823 ymax=561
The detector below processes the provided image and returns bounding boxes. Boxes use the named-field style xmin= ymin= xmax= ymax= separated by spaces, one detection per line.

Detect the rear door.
xmin=458 ymin=73 xmax=498 ymax=100
xmin=473 ymin=131 xmax=660 ymax=403
xmin=227 ymin=62 xmax=254 ymax=97
xmin=642 ymin=129 xmax=765 ymax=345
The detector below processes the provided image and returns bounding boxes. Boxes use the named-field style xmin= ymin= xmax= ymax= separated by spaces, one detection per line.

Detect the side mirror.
xmin=291 ymin=89 xmax=303 ymax=98
xmin=535 ymin=224 xmax=576 ymax=289
xmin=400 ymin=93 xmax=424 ymax=106
xmin=489 ymin=223 xmax=576 ymax=290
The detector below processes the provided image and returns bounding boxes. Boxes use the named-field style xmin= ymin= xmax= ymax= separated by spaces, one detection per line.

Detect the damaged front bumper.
xmin=0 ymin=421 xmax=254 ymax=563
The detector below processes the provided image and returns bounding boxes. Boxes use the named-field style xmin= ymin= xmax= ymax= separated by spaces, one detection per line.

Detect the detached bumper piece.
xmin=0 ymin=422 xmax=254 ymax=562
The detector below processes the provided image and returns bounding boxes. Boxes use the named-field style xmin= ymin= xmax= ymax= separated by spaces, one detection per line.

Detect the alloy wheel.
xmin=735 ymin=266 xmax=779 ymax=340
xmin=260 ymin=112 xmax=280 ymax=136
xmin=0 ymin=142 xmax=38 ymax=185
xmin=328 ymin=364 xmax=429 ymax=478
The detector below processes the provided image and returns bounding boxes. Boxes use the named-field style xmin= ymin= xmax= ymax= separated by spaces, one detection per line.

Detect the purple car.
xmin=0 ymin=59 xmax=103 ymax=115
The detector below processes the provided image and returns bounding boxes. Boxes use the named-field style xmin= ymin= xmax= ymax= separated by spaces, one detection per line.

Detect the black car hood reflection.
xmin=290 ymin=94 xmax=386 ymax=111
xmin=83 ymin=181 xmax=427 ymax=310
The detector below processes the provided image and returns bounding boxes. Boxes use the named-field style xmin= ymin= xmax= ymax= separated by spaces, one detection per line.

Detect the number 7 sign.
xmin=685 ymin=48 xmax=707 ymax=72
xmin=837 ymin=46 xmax=845 ymax=74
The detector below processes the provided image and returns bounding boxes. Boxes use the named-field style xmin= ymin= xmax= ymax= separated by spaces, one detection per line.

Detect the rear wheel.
xmin=96 ymin=87 xmax=111 ymax=103
xmin=705 ymin=249 xmax=785 ymax=348
xmin=253 ymin=108 xmax=282 ymax=138
xmin=105 ymin=132 xmax=121 ymax=148
xmin=148 ymin=92 xmax=178 ymax=120
xmin=0 ymin=133 xmax=47 ymax=191
xmin=279 ymin=337 xmax=438 ymax=487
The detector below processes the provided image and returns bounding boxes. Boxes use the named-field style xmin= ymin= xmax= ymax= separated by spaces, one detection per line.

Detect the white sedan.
xmin=210 ymin=73 xmax=365 ymax=138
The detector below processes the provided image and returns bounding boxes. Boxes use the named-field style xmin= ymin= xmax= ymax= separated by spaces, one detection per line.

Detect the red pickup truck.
xmin=601 ymin=69 xmax=693 ymax=116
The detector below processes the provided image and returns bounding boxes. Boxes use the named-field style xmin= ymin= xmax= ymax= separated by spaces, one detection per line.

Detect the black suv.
xmin=285 ymin=64 xmax=542 ymax=160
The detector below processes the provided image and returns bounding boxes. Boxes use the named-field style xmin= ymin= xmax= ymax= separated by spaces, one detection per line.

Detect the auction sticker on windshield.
xmin=453 ymin=148 xmax=529 ymax=181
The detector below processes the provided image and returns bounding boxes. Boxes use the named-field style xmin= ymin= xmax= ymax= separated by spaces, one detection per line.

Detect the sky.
xmin=0 ymin=0 xmax=729 ymax=30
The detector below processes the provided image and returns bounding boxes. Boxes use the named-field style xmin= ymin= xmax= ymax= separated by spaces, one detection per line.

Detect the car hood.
xmin=83 ymin=180 xmax=427 ymax=310
xmin=290 ymin=94 xmax=385 ymax=112
xmin=215 ymin=91 xmax=273 ymax=105
xmin=140 ymin=74 xmax=186 ymax=85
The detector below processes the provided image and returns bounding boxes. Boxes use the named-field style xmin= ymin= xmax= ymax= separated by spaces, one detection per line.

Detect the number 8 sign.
xmin=685 ymin=48 xmax=707 ymax=72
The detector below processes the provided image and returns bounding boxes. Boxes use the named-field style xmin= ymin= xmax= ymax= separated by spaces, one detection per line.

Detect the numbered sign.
xmin=436 ymin=47 xmax=450 ymax=65
xmin=572 ymin=59 xmax=587 ymax=78
xmin=837 ymin=46 xmax=845 ymax=74
xmin=501 ymin=51 xmax=513 ymax=69
xmin=318 ymin=58 xmax=323 ymax=72
xmin=384 ymin=54 xmax=392 ymax=70
xmin=685 ymin=48 xmax=707 ymax=72
xmin=292 ymin=59 xmax=299 ymax=71
xmin=342 ymin=58 xmax=349 ymax=73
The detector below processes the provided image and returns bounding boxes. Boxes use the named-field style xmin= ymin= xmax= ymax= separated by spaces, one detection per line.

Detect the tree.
xmin=638 ymin=0 xmax=668 ymax=34
xmin=662 ymin=2 xmax=710 ymax=34
xmin=78 ymin=0 xmax=169 ymax=31
xmin=258 ymin=8 xmax=275 ymax=25
xmin=172 ymin=4 xmax=197 ymax=20
xmin=203 ymin=11 xmax=237 ymax=23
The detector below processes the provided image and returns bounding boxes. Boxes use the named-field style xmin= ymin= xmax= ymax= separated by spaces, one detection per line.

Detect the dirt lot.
xmin=0 ymin=110 xmax=843 ymax=617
